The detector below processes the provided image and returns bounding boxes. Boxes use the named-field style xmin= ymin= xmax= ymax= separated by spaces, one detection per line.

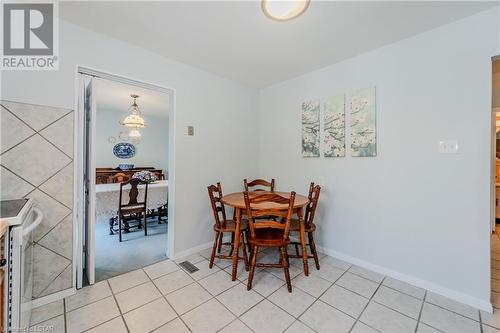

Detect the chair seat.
xmin=290 ymin=219 xmax=316 ymax=232
xmin=214 ymin=219 xmax=248 ymax=232
xmin=248 ymin=228 xmax=290 ymax=247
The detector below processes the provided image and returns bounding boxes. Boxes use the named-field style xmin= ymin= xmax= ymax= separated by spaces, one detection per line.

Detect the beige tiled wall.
xmin=0 ymin=100 xmax=74 ymax=298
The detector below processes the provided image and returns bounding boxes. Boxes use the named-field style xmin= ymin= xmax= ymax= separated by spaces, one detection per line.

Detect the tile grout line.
xmin=78 ymin=303 xmax=122 ymax=332
xmin=38 ymin=130 xmax=74 ymax=161
xmin=414 ymin=290 xmax=427 ymax=333
xmin=64 ymin=249 xmax=487 ymax=333
xmin=1 ymin=158 xmax=74 ymax=215
xmin=184 ymin=250 xmax=264 ymax=331
xmin=222 ymin=250 xmax=484 ymax=331
xmin=348 ymin=276 xmax=386 ymax=333
xmin=145 ymin=266 xmax=195 ymax=333
xmin=479 ymin=308 xmax=484 ymax=333
xmin=35 ymin=241 xmax=72 ymax=263
xmin=404 ymin=292 xmax=448 ymax=333
xmin=216 ymin=248 xmax=386 ymax=333
xmin=34 ymin=261 xmax=72 ymax=300
xmin=63 ymin=298 xmax=68 ymax=333
xmin=36 ymin=162 xmax=75 ymax=210
xmin=107 ymin=279 xmax=131 ymax=333
xmin=35 ymin=212 xmax=74 ymax=258
xmin=423 ymin=299 xmax=482 ymax=323
xmin=0 ymin=132 xmax=38 ymax=157
xmin=0 ymin=99 xmax=72 ymax=117
xmin=369 ymin=280 xmax=425 ymax=302
xmin=67 ymin=265 xmax=191 ymax=315
xmin=70 ymin=283 xmax=126 ymax=332
xmin=0 ymin=104 xmax=40 ymax=152
xmin=0 ymin=106 xmax=74 ymax=160
xmin=242 ymin=250 xmax=349 ymax=332
xmin=278 ymin=269 xmax=345 ymax=333
xmin=0 ymin=164 xmax=39 ymax=190
xmin=201 ymin=247 xmax=304 ymax=332
xmin=216 ymin=317 xmax=254 ymax=333
xmin=30 ymin=301 xmax=67 ymax=329
xmin=67 ymin=283 xmax=129 ymax=332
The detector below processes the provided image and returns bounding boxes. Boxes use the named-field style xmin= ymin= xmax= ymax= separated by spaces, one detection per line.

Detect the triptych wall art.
xmin=301 ymin=86 xmax=376 ymax=158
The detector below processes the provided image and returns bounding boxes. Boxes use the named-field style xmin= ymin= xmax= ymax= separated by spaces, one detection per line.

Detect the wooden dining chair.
xmin=207 ymin=182 xmax=249 ymax=270
xmin=244 ymin=191 xmax=296 ymax=292
xmin=108 ymin=172 xmax=131 ymax=183
xmin=118 ymin=179 xmax=148 ymax=242
xmin=289 ymin=183 xmax=321 ymax=270
xmin=244 ymin=178 xmax=275 ymax=192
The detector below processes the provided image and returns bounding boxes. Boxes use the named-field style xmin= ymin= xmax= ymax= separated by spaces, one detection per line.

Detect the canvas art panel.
xmin=302 ymin=100 xmax=320 ymax=157
xmin=324 ymin=94 xmax=346 ymax=157
xmin=349 ymin=87 xmax=377 ymax=157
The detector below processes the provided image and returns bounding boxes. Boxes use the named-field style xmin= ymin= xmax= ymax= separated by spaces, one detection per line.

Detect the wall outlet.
xmin=187 ymin=126 xmax=194 ymax=136
xmin=439 ymin=140 xmax=459 ymax=154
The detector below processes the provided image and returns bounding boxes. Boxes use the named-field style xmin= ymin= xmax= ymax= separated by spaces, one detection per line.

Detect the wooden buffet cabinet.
xmin=96 ymin=167 xmax=164 ymax=184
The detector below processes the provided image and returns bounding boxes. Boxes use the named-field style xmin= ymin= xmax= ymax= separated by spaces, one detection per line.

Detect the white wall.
xmin=258 ymin=8 xmax=500 ymax=309
xmin=1 ymin=18 xmax=260 ymax=257
xmin=95 ymin=108 xmax=169 ymax=173
xmin=2 ymin=5 xmax=499 ymax=310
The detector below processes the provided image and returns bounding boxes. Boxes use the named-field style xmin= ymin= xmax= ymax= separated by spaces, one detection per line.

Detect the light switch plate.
xmin=439 ymin=140 xmax=459 ymax=154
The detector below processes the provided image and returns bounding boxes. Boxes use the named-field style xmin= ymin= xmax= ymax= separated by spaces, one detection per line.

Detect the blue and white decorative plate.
xmin=113 ymin=142 xmax=136 ymax=159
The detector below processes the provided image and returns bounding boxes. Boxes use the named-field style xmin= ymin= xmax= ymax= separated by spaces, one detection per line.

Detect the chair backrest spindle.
xmin=207 ymin=182 xmax=227 ymax=228
xmin=243 ymin=178 xmax=275 ymax=192
xmin=243 ymin=191 xmax=295 ymax=240
xmin=304 ymin=183 xmax=321 ymax=225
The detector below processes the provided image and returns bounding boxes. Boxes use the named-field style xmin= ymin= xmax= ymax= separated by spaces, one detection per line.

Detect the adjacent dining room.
xmin=92 ymin=78 xmax=170 ymax=282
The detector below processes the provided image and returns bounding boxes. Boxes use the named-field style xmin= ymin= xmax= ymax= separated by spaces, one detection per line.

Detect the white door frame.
xmin=492 ymin=56 xmax=500 ymax=234
xmin=74 ymin=65 xmax=176 ymax=287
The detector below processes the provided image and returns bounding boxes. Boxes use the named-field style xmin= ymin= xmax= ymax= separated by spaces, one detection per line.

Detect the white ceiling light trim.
xmin=262 ymin=0 xmax=310 ymax=21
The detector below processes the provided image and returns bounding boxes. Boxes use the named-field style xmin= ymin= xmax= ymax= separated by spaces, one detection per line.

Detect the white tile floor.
xmin=30 ymin=245 xmax=497 ymax=333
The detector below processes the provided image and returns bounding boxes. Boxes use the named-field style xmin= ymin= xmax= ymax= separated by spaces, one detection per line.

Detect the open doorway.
xmin=93 ymin=79 xmax=169 ymax=281
xmin=491 ymin=58 xmax=500 ymax=308
xmin=75 ymin=68 xmax=175 ymax=286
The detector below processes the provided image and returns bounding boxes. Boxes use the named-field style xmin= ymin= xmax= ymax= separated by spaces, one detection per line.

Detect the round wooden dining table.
xmin=222 ymin=191 xmax=310 ymax=281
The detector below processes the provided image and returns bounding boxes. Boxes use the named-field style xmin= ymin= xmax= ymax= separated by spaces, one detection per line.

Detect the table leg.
xmin=231 ymin=207 xmax=241 ymax=281
xmin=297 ymin=207 xmax=309 ymax=276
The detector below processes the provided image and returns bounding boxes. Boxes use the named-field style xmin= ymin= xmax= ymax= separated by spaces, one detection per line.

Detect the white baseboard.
xmin=170 ymin=241 xmax=213 ymax=260
xmin=316 ymin=244 xmax=492 ymax=313
xmin=32 ymin=287 xmax=76 ymax=308
xmin=170 ymin=238 xmax=492 ymax=312
xmin=171 ymin=235 xmax=234 ymax=260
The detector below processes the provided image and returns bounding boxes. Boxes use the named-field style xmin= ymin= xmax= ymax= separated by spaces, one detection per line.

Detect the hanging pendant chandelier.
xmin=121 ymin=94 xmax=146 ymax=130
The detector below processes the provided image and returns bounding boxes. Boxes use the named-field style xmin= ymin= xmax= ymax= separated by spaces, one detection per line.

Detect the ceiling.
xmin=95 ymin=78 xmax=169 ymax=118
xmin=61 ymin=1 xmax=498 ymax=88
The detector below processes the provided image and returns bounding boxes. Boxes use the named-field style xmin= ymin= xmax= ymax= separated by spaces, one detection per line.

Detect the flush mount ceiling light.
xmin=262 ymin=0 xmax=310 ymax=21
